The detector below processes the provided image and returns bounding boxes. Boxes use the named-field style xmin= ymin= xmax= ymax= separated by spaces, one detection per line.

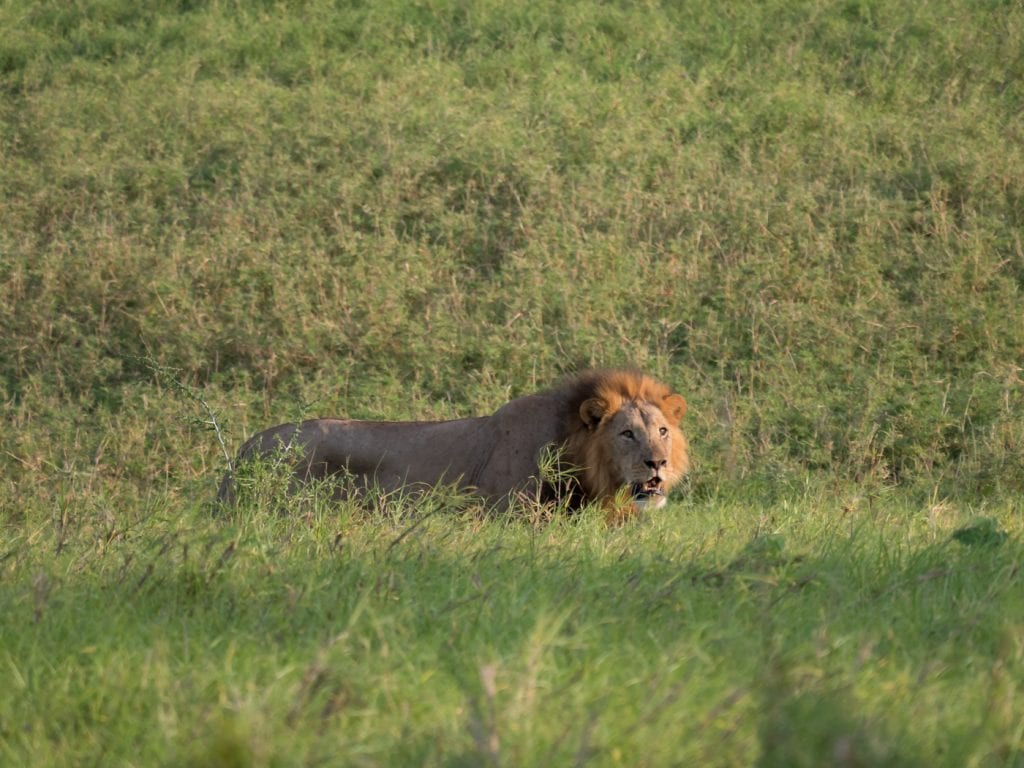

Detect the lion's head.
xmin=564 ymin=370 xmax=689 ymax=515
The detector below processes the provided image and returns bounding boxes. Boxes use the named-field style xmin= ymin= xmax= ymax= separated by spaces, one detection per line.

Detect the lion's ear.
xmin=661 ymin=394 xmax=687 ymax=425
xmin=579 ymin=397 xmax=608 ymax=429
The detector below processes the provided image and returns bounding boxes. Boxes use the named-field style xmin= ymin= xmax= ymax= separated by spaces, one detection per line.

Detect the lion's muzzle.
xmin=630 ymin=476 xmax=666 ymax=508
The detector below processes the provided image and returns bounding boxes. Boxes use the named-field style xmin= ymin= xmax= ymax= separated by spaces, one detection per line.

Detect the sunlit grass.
xmin=2 ymin=0 xmax=1023 ymax=764
xmin=2 ymin=483 xmax=1022 ymax=766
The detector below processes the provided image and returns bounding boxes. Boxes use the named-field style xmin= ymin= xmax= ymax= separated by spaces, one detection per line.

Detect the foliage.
xmin=2 ymin=0 xmax=1023 ymax=764
xmin=3 ymin=487 xmax=1023 ymax=766
xmin=2 ymin=0 xmax=1022 ymax=497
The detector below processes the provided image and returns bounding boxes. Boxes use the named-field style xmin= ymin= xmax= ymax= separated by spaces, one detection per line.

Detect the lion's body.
xmin=218 ymin=369 xmax=689 ymax=521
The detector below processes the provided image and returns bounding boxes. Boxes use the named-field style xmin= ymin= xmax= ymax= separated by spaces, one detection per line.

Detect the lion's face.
xmin=577 ymin=390 xmax=689 ymax=511
xmin=600 ymin=401 xmax=685 ymax=509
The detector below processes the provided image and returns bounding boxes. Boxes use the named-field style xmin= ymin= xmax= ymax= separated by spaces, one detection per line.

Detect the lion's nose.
xmin=645 ymin=459 xmax=667 ymax=471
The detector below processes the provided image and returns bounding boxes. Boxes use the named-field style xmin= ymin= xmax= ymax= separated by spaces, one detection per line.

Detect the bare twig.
xmin=139 ymin=356 xmax=233 ymax=472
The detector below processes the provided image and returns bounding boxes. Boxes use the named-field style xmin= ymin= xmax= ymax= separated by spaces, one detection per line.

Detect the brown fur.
xmin=562 ymin=370 xmax=689 ymax=520
xmin=218 ymin=369 xmax=689 ymax=522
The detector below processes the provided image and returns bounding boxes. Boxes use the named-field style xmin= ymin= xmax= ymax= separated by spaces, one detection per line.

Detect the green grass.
xmin=4 ymin=486 xmax=1023 ymax=767
xmin=2 ymin=0 xmax=1024 ymax=764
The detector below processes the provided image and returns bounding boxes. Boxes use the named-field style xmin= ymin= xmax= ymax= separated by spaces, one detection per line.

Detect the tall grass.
xmin=4 ymin=482 xmax=1023 ymax=766
xmin=1 ymin=0 xmax=1023 ymax=764
xmin=3 ymin=0 xmax=1022 ymax=498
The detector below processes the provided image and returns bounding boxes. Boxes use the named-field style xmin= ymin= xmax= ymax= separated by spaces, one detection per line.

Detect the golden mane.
xmin=561 ymin=369 xmax=679 ymax=427
xmin=560 ymin=369 xmax=689 ymax=518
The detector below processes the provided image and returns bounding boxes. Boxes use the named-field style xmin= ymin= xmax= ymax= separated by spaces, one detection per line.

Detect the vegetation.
xmin=1 ymin=0 xmax=1022 ymax=765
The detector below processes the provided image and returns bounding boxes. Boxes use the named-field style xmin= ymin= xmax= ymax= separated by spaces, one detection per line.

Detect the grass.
xmin=2 ymin=0 xmax=1023 ymax=764
xmin=4 ymin=485 xmax=1023 ymax=767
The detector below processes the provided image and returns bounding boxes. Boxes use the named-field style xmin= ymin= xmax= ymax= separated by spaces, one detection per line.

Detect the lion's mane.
xmin=561 ymin=369 xmax=690 ymax=506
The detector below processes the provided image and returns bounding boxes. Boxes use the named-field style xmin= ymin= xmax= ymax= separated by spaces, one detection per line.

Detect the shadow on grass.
xmin=7 ymin=511 xmax=1020 ymax=766
xmin=756 ymin=681 xmax=919 ymax=768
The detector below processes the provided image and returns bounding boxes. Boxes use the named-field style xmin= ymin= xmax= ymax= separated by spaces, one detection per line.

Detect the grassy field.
xmin=2 ymin=0 xmax=1023 ymax=765
xmin=4 ymin=486 xmax=1023 ymax=766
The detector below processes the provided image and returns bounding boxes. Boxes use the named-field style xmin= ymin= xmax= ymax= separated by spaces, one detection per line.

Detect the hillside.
xmin=1 ymin=1 xmax=1023 ymax=765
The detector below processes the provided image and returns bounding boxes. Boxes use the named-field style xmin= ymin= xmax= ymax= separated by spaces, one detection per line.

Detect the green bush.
xmin=2 ymin=0 xmax=1022 ymax=493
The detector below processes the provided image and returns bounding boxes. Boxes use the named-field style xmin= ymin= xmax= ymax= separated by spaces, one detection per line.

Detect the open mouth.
xmin=630 ymin=478 xmax=665 ymax=500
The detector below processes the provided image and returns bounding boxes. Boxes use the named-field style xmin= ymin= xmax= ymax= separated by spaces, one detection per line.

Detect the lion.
xmin=217 ymin=369 xmax=689 ymax=522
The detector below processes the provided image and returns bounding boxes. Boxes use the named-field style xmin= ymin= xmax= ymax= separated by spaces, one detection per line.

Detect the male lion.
xmin=217 ymin=369 xmax=689 ymax=522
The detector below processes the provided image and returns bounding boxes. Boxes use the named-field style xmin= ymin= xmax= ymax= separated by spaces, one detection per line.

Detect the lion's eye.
xmin=659 ymin=427 xmax=669 ymax=437
xmin=621 ymin=429 xmax=635 ymax=440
